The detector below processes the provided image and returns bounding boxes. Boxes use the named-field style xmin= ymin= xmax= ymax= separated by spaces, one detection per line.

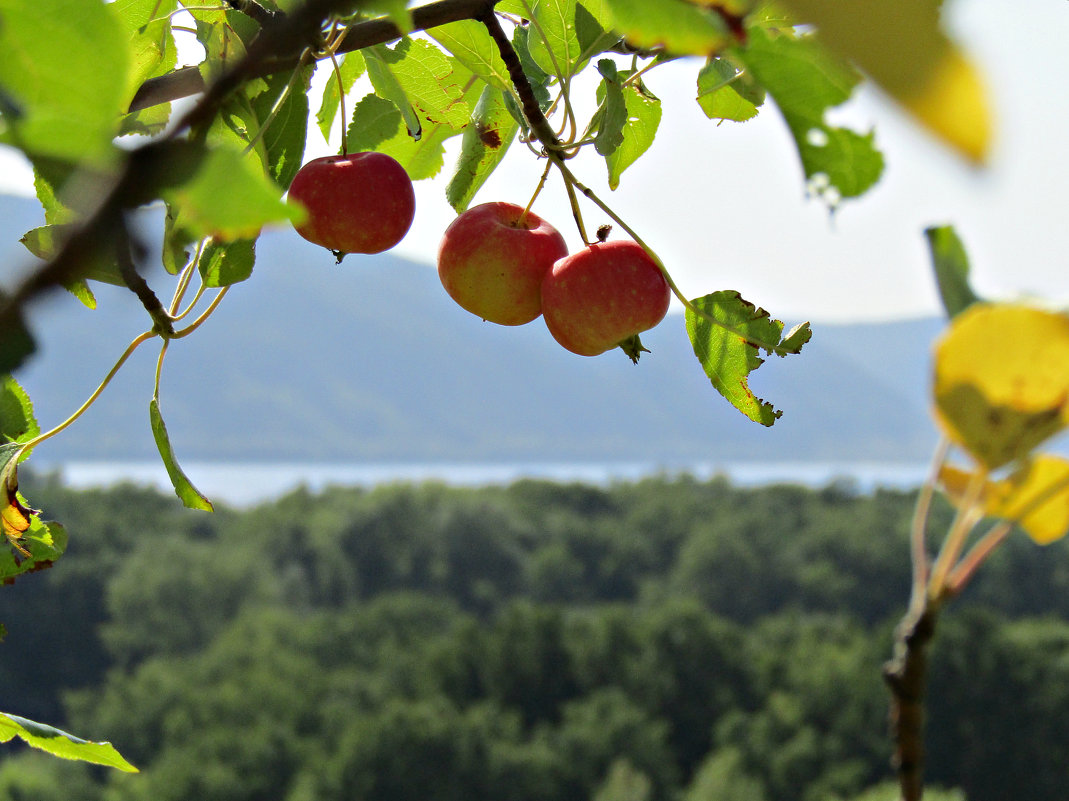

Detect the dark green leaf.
xmin=686 ymin=290 xmax=810 ymax=425
xmin=576 ymin=0 xmax=620 ymax=58
xmin=249 ymin=66 xmax=313 ymax=190
xmin=511 ymin=24 xmax=553 ymax=116
xmin=446 ymin=87 xmax=520 ymax=212
xmin=21 ymin=226 xmax=126 ymax=288
xmin=593 ymin=60 xmax=627 ymax=157
xmin=150 ymin=398 xmax=214 ymax=512
xmin=0 ymin=713 xmax=136 ymax=772
xmin=926 ymin=225 xmax=981 ymax=319
xmin=0 ymin=294 xmax=35 ymax=376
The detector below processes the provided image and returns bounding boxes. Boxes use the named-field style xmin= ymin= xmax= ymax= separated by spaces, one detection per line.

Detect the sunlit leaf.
xmin=446 ymin=86 xmax=520 ymax=212
xmin=316 ymin=51 xmax=367 ymax=142
xmin=430 ymin=19 xmax=513 ymax=93
xmin=114 ymin=0 xmax=178 ymax=135
xmin=150 ymin=399 xmax=214 ymax=512
xmin=738 ymin=26 xmax=883 ymax=207
xmin=933 ymin=304 xmax=1069 ymax=470
xmin=604 ymin=0 xmax=730 ymax=55
xmin=0 ymin=713 xmax=137 ymax=772
xmin=0 ymin=0 xmax=131 ymax=166
xmin=199 ymin=239 xmax=255 ymax=287
xmin=162 ymin=145 xmax=302 ymax=240
xmin=365 ymin=44 xmax=426 ymax=140
xmin=527 ymin=0 xmax=584 ymax=79
xmin=686 ymin=291 xmax=811 ymax=425
xmin=696 ymin=57 xmax=762 ymax=122
xmin=0 ymin=376 xmax=39 ymax=448
xmin=779 ymin=0 xmax=991 ymax=162
xmin=592 ymin=63 xmax=661 ymax=189
xmin=939 ymin=457 xmax=1069 ymax=546
xmin=925 ymin=225 xmax=981 ymax=319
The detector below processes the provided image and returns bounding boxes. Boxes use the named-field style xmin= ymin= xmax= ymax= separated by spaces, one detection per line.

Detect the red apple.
xmin=437 ymin=202 xmax=568 ymax=326
xmin=288 ymin=153 xmax=415 ymax=256
xmin=541 ymin=240 xmax=671 ymax=360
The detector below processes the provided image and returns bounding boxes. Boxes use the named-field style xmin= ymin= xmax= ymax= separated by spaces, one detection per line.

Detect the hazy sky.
xmin=1 ymin=0 xmax=1066 ymax=323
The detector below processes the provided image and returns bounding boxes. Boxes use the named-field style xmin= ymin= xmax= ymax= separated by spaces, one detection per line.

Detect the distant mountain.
xmin=4 ymin=194 xmax=943 ymax=463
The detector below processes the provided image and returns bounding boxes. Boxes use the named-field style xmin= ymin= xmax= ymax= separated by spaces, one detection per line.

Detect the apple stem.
xmin=520 ymin=160 xmax=553 ymax=228
xmin=324 ymin=21 xmax=350 ymax=155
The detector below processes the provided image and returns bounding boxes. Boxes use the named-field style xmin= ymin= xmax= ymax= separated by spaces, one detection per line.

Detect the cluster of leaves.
xmin=9 ymin=474 xmax=1069 ymax=800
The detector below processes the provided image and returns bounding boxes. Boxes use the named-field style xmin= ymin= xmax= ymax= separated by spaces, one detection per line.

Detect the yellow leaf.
xmin=779 ymin=0 xmax=992 ymax=163
xmin=933 ymin=304 xmax=1069 ymax=470
xmin=2 ymin=486 xmax=33 ymax=558
xmin=990 ymin=456 xmax=1069 ymax=545
xmin=938 ymin=463 xmax=994 ymax=509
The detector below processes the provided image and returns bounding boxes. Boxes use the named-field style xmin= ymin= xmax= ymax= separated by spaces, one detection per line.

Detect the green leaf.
xmin=161 ymin=144 xmax=302 ymax=240
xmin=0 ymin=294 xmax=35 ymax=376
xmin=528 ymin=0 xmax=584 ymax=79
xmin=0 ymin=0 xmax=132 ymax=166
xmin=186 ymin=6 xmax=254 ymax=82
xmin=316 ymin=51 xmax=367 ymax=142
xmin=593 ymin=60 xmax=627 ymax=157
xmin=925 ymin=225 xmax=981 ymax=320
xmin=686 ymin=290 xmax=811 ymax=425
xmin=511 ymin=23 xmax=553 ymax=116
xmin=780 ymin=0 xmax=991 ymax=162
xmin=0 ymin=376 xmax=38 ymax=447
xmin=0 ymin=713 xmax=137 ymax=772
xmin=0 ymin=518 xmax=66 ymax=583
xmin=20 ymin=225 xmax=126 ymax=288
xmin=696 ymin=57 xmax=761 ymax=122
xmin=350 ymin=53 xmax=480 ymax=181
xmin=114 ymin=0 xmax=179 ymax=136
xmin=446 ymin=86 xmax=520 ymax=212
xmin=599 ymin=77 xmax=661 ymax=190
xmin=200 ymin=239 xmax=256 ymax=287
xmin=370 ymin=39 xmax=473 ymax=133
xmin=249 ymin=66 xmax=313 ymax=190
xmin=576 ymin=0 xmax=620 ymax=58
xmin=738 ymin=27 xmax=884 ymax=207
xmin=429 ymin=19 xmax=512 ymax=93
xmin=365 ymin=44 xmax=425 ymax=140
xmin=149 ymin=398 xmax=214 ymax=512
xmin=604 ymin=0 xmax=729 ymax=55
xmin=347 ymin=93 xmax=406 ymax=151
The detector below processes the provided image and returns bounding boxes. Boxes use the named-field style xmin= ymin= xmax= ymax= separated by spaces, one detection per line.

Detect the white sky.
xmin=2 ymin=0 xmax=1066 ymax=323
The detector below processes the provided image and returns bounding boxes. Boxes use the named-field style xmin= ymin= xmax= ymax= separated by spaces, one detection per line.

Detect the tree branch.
xmin=130 ymin=0 xmax=496 ymax=113
xmin=883 ymin=605 xmax=940 ymax=801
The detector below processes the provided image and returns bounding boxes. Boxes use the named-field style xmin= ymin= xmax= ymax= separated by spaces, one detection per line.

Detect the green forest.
xmin=3 ymin=472 xmax=1069 ymax=801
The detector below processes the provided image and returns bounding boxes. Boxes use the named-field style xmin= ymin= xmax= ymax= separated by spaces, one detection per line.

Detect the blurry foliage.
xmin=6 ymin=473 xmax=1069 ymax=799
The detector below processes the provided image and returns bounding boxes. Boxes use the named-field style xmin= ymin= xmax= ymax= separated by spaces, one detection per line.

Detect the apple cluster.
xmin=437 ymin=202 xmax=671 ymax=360
xmin=287 ymin=156 xmax=670 ymax=359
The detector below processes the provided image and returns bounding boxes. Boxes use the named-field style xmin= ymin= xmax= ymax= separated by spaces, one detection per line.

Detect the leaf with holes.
xmin=686 ymin=291 xmax=810 ymax=425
